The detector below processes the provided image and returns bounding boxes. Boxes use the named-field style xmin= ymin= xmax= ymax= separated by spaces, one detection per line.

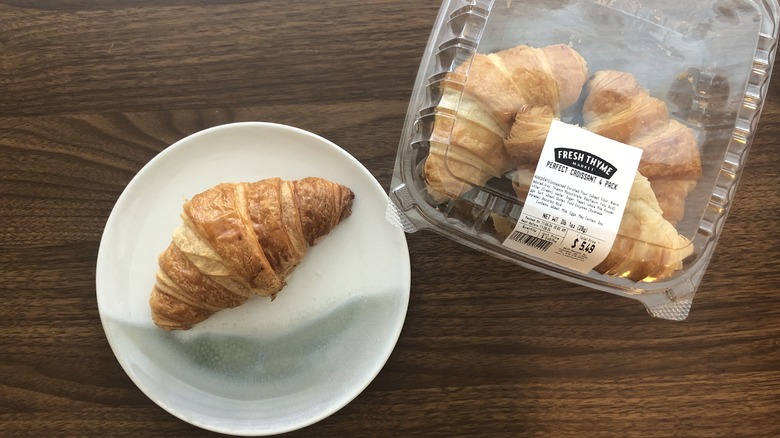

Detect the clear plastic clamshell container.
xmin=387 ymin=0 xmax=780 ymax=319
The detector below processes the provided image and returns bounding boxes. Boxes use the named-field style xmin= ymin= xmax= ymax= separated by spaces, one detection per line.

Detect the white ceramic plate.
xmin=96 ymin=122 xmax=410 ymax=436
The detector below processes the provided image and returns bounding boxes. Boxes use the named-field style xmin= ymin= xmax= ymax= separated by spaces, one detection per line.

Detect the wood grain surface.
xmin=1 ymin=1 xmax=779 ymax=437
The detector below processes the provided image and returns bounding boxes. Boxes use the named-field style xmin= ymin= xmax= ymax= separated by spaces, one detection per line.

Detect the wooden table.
xmin=2 ymin=1 xmax=779 ymax=437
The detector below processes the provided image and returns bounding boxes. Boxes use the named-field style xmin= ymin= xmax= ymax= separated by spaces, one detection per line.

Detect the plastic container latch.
xmin=645 ymin=298 xmax=693 ymax=321
xmin=386 ymin=185 xmax=419 ymax=233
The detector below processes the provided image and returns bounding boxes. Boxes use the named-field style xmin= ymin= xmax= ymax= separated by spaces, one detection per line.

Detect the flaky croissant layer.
xmin=149 ymin=177 xmax=354 ymax=330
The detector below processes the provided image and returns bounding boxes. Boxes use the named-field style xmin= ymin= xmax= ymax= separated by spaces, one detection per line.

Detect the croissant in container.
xmin=582 ymin=70 xmax=702 ymax=225
xmin=423 ymin=44 xmax=589 ymax=202
xmin=149 ymin=177 xmax=354 ymax=330
xmin=593 ymin=173 xmax=693 ymax=281
xmin=509 ymin=163 xmax=694 ymax=282
xmin=502 ymin=96 xmax=696 ymax=282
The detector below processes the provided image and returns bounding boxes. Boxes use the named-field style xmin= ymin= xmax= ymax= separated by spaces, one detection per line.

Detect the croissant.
xmin=509 ymin=165 xmax=693 ymax=282
xmin=582 ymin=70 xmax=702 ymax=224
xmin=506 ymin=103 xmax=693 ymax=281
xmin=423 ymin=43 xmax=589 ymax=202
xmin=501 ymin=106 xmax=695 ymax=281
xmin=149 ymin=177 xmax=354 ymax=330
xmin=593 ymin=173 xmax=693 ymax=281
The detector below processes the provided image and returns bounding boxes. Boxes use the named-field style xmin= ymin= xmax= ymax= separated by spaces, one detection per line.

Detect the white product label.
xmin=502 ymin=120 xmax=643 ymax=273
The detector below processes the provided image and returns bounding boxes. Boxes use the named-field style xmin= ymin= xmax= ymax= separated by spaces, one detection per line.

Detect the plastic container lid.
xmin=388 ymin=0 xmax=780 ymax=320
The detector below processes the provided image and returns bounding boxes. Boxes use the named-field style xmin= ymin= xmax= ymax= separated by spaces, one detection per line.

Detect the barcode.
xmin=508 ymin=230 xmax=553 ymax=251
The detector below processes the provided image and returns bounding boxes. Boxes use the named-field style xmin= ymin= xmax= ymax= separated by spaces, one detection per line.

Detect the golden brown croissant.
xmin=149 ymin=177 xmax=354 ymax=330
xmin=593 ymin=173 xmax=693 ymax=281
xmin=509 ymin=166 xmax=693 ymax=282
xmin=500 ymin=102 xmax=696 ymax=281
xmin=582 ymin=70 xmax=702 ymax=224
xmin=423 ymin=44 xmax=589 ymax=202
